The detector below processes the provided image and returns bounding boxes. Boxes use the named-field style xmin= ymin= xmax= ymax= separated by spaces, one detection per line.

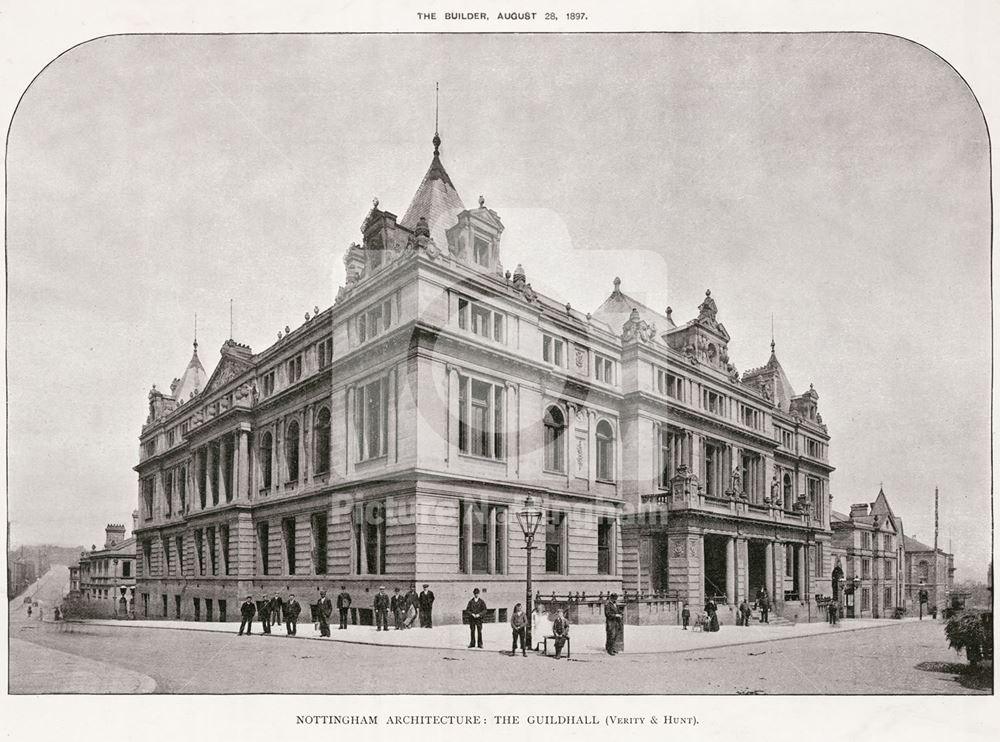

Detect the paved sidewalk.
xmin=78 ymin=614 xmax=922 ymax=655
xmin=9 ymin=636 xmax=157 ymax=693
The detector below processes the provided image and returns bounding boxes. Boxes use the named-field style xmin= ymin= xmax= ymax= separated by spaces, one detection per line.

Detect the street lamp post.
xmin=516 ymin=496 xmax=544 ymax=654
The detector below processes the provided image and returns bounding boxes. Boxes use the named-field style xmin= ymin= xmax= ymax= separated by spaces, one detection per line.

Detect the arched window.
xmin=782 ymin=473 xmax=792 ymax=510
xmin=286 ymin=421 xmax=300 ymax=482
xmin=314 ymin=407 xmax=331 ymax=475
xmin=260 ymin=432 xmax=273 ymax=489
xmin=596 ymin=419 xmax=615 ymax=481
xmin=918 ymin=560 xmax=929 ymax=581
xmin=543 ymin=405 xmax=566 ymax=472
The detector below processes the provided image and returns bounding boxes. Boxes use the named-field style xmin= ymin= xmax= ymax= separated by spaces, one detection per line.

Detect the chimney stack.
xmin=849 ymin=503 xmax=869 ymax=519
xmin=105 ymin=523 xmax=126 ymax=549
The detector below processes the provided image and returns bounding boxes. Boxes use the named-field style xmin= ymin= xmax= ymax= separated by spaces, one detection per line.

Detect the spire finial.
xmin=770 ymin=313 xmax=775 ymax=354
xmin=193 ymin=313 xmax=198 ymax=353
xmin=229 ymin=298 xmax=234 ymax=340
xmin=433 ymin=82 xmax=441 ymax=156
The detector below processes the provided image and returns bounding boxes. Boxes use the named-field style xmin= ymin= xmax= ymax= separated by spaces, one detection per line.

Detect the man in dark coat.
xmin=756 ymin=587 xmax=770 ymax=624
xmin=705 ymin=599 xmax=720 ymax=632
xmin=285 ymin=593 xmax=301 ymax=636
xmin=259 ymin=592 xmax=272 ymax=634
xmin=403 ymin=585 xmax=419 ymax=628
xmin=336 ymin=586 xmax=351 ymax=630
xmin=317 ymin=589 xmax=333 ymax=637
xmin=238 ymin=595 xmax=256 ymax=636
xmin=552 ymin=609 xmax=570 ymax=659
xmin=604 ymin=593 xmax=623 ymax=654
xmin=466 ymin=588 xmax=487 ymax=648
xmin=270 ymin=592 xmax=284 ymax=627
xmin=390 ymin=588 xmax=403 ymax=630
xmin=374 ymin=586 xmax=390 ymax=631
xmin=418 ymin=584 xmax=435 ymax=628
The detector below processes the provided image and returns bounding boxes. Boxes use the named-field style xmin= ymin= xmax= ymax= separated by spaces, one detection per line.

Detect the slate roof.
xmin=173 ymin=343 xmax=207 ymax=402
xmin=400 ymin=135 xmax=465 ymax=251
xmin=591 ymin=278 xmax=675 ymax=338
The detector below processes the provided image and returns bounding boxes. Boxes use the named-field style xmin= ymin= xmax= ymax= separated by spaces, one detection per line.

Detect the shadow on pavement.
xmin=915 ymin=660 xmax=994 ymax=691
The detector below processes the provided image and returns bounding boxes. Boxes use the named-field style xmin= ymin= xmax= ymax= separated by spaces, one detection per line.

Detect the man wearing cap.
xmin=317 ymin=589 xmax=333 ymax=637
xmin=374 ymin=586 xmax=390 ymax=631
xmin=418 ymin=583 xmax=435 ymax=628
xmin=403 ymin=584 xmax=419 ymax=629
xmin=270 ymin=591 xmax=284 ymax=627
xmin=336 ymin=586 xmax=352 ymax=630
xmin=238 ymin=595 xmax=256 ymax=636
xmin=466 ymin=588 xmax=487 ymax=648
xmin=285 ymin=593 xmax=301 ymax=636
xmin=260 ymin=592 xmax=273 ymax=635
xmin=604 ymin=593 xmax=622 ymax=655
xmin=390 ymin=587 xmax=403 ymax=630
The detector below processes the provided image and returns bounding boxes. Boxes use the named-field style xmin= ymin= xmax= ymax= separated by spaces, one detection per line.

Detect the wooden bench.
xmin=541 ymin=634 xmax=571 ymax=658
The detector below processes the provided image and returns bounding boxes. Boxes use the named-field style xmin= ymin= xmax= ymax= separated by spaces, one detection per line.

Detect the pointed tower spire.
xmin=433 ymin=82 xmax=440 ymax=156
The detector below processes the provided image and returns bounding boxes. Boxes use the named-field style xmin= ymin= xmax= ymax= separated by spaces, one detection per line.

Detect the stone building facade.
xmin=903 ymin=535 xmax=954 ymax=615
xmin=134 ymin=132 xmax=834 ymax=624
xmin=73 ymin=521 xmax=137 ymax=618
xmin=830 ymin=489 xmax=905 ymax=618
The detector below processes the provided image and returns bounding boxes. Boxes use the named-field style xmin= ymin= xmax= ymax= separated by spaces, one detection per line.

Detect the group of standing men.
xmin=240 ymin=585 xmax=436 ymax=637
xmin=238 ymin=592 xmax=302 ymax=636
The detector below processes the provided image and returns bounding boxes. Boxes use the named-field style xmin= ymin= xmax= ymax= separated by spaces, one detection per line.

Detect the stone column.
xmin=237 ymin=427 xmax=249 ymax=501
xmin=587 ymin=409 xmax=598 ymax=488
xmin=304 ymin=404 xmax=314 ymax=484
xmin=218 ymin=438 xmax=228 ymax=503
xmin=446 ymin=366 xmax=460 ymax=467
xmin=346 ymin=388 xmax=356 ymax=475
xmin=298 ymin=414 xmax=306 ymax=482
xmin=736 ymin=537 xmax=748 ymax=602
xmin=765 ymin=541 xmax=775 ymax=599
xmin=798 ymin=544 xmax=807 ymax=599
xmin=725 ymin=537 xmax=736 ymax=604
xmin=275 ymin=421 xmax=284 ymax=490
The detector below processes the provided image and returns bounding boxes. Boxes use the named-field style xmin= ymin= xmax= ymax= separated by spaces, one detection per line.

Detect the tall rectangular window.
xmin=473 ymin=236 xmax=491 ymax=267
xmin=702 ymin=388 xmax=726 ymax=416
xmin=862 ymin=588 xmax=870 ymax=611
xmin=703 ymin=440 xmax=725 ymax=497
xmin=354 ymin=501 xmax=386 ymax=575
xmin=194 ymin=530 xmax=205 ymax=576
xmin=142 ymin=477 xmax=154 ymax=520
xmin=741 ymin=451 xmax=762 ymax=502
xmin=207 ymin=526 xmax=217 ymax=576
xmin=594 ymin=354 xmax=614 ymax=383
xmin=355 ymin=377 xmax=389 ymax=461
xmin=545 ymin=511 xmax=566 ymax=574
xmin=178 ymin=466 xmax=187 ymax=512
xmin=262 ymin=370 xmax=275 ymax=397
xmin=456 ymin=297 xmax=505 ymax=343
xmin=220 ymin=524 xmax=231 ymax=576
xmin=287 ymin=354 xmax=303 ymax=384
xmin=808 ymin=477 xmax=822 ymax=521
xmin=815 ymin=543 xmax=824 ymax=577
xmin=659 ymin=428 xmax=684 ymax=487
xmin=543 ymin=334 xmax=564 ymax=366
xmin=317 ymin=337 xmax=333 ymax=369
xmin=656 ymin=369 xmax=684 ymax=400
xmin=282 ymin=517 xmax=297 ymax=575
xmin=257 ymin=522 xmax=270 ymax=576
xmin=459 ymin=501 xmax=507 ymax=575
xmin=164 ymin=472 xmax=173 ymax=516
xmin=862 ymin=558 xmax=870 ymax=579
xmin=311 ymin=512 xmax=328 ymax=575
xmin=458 ymin=375 xmax=504 ymax=459
xmin=597 ymin=517 xmax=614 ymax=575
xmin=162 ymin=538 xmax=172 ymax=574
xmin=175 ymin=535 xmax=184 ymax=575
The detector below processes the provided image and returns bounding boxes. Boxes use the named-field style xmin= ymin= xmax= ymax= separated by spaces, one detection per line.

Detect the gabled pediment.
xmin=202 ymin=340 xmax=255 ymax=396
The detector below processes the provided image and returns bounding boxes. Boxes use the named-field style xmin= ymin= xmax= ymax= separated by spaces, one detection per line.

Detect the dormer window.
xmin=473 ymin=235 xmax=491 ymax=267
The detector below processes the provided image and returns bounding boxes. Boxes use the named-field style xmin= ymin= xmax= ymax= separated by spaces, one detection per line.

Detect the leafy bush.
xmin=945 ymin=613 xmax=991 ymax=665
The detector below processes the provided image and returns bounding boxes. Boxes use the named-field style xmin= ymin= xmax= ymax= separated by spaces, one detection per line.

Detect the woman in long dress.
xmin=531 ymin=606 xmax=552 ymax=651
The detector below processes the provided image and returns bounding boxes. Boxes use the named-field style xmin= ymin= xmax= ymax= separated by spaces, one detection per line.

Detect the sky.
xmin=5 ymin=33 xmax=991 ymax=580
